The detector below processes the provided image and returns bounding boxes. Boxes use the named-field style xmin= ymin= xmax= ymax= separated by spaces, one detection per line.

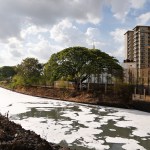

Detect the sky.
xmin=0 ymin=0 xmax=150 ymax=66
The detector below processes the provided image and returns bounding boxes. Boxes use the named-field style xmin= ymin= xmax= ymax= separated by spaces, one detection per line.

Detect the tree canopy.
xmin=14 ymin=57 xmax=43 ymax=85
xmin=44 ymin=46 xmax=123 ymax=88
xmin=0 ymin=66 xmax=16 ymax=81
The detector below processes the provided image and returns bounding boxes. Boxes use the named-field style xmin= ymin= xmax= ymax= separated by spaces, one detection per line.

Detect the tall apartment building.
xmin=124 ymin=26 xmax=150 ymax=85
xmin=124 ymin=25 xmax=150 ymax=69
xmin=124 ymin=30 xmax=134 ymax=61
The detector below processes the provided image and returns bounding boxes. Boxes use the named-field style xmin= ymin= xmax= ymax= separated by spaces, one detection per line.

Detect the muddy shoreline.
xmin=0 ymin=114 xmax=70 ymax=150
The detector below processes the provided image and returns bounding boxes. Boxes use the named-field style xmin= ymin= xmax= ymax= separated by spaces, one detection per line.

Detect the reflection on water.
xmin=9 ymin=102 xmax=150 ymax=150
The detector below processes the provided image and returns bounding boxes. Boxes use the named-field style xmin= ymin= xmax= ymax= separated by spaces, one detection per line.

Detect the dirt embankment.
xmin=0 ymin=114 xmax=70 ymax=150
xmin=14 ymin=86 xmax=99 ymax=104
xmin=11 ymin=85 xmax=131 ymax=109
xmin=11 ymin=85 xmax=150 ymax=112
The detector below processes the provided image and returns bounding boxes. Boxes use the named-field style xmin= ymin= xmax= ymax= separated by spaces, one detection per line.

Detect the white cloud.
xmin=0 ymin=38 xmax=23 ymax=66
xmin=86 ymin=28 xmax=101 ymax=41
xmin=110 ymin=28 xmax=127 ymax=59
xmin=107 ymin=0 xmax=147 ymax=21
xmin=131 ymin=0 xmax=146 ymax=9
xmin=109 ymin=0 xmax=129 ymax=21
xmin=20 ymin=26 xmax=63 ymax=63
xmin=0 ymin=0 xmax=147 ymax=40
xmin=7 ymin=37 xmax=23 ymax=58
xmin=21 ymin=25 xmax=49 ymax=39
xmin=0 ymin=27 xmax=56 ymax=66
xmin=2 ymin=19 xmax=105 ymax=66
xmin=50 ymin=19 xmax=105 ymax=49
xmin=85 ymin=28 xmax=106 ymax=49
xmin=0 ymin=0 xmax=148 ymax=66
xmin=0 ymin=0 xmax=103 ymax=40
xmin=26 ymin=37 xmax=62 ymax=63
xmin=110 ymin=28 xmax=126 ymax=43
xmin=136 ymin=12 xmax=150 ymax=25
xmin=110 ymin=46 xmax=125 ymax=59
xmin=0 ymin=56 xmax=4 ymax=64
xmin=50 ymin=19 xmax=86 ymax=47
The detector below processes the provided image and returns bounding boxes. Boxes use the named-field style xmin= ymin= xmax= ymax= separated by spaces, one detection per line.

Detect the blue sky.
xmin=0 ymin=0 xmax=150 ymax=66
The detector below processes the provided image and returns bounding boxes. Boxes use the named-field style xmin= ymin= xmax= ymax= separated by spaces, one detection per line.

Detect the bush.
xmin=11 ymin=75 xmax=25 ymax=88
xmin=114 ymin=83 xmax=134 ymax=102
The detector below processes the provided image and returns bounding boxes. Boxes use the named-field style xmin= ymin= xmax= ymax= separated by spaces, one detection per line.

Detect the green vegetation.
xmin=44 ymin=46 xmax=123 ymax=89
xmin=12 ymin=58 xmax=43 ymax=87
xmin=0 ymin=46 xmax=135 ymax=104
xmin=0 ymin=46 xmax=123 ymax=91
xmin=0 ymin=66 xmax=16 ymax=81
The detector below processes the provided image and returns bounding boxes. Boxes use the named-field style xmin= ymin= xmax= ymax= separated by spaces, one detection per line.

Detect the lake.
xmin=0 ymin=87 xmax=150 ymax=150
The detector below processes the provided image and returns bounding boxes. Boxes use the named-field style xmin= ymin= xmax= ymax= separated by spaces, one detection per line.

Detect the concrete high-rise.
xmin=124 ymin=30 xmax=134 ymax=61
xmin=124 ymin=26 xmax=150 ymax=69
xmin=124 ymin=26 xmax=150 ymax=85
xmin=133 ymin=26 xmax=150 ymax=69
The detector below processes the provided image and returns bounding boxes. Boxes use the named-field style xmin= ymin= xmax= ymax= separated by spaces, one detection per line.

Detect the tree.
xmin=45 ymin=46 xmax=123 ymax=89
xmin=45 ymin=47 xmax=91 ymax=87
xmin=15 ymin=57 xmax=43 ymax=85
xmin=0 ymin=66 xmax=16 ymax=81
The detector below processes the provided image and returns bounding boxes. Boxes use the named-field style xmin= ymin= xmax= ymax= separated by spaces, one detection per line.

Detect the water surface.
xmin=0 ymin=87 xmax=150 ymax=150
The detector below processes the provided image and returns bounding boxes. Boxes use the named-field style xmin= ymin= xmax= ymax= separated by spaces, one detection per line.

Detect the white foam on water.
xmin=112 ymin=109 xmax=150 ymax=137
xmin=13 ymin=117 xmax=107 ymax=150
xmin=1 ymin=87 xmax=150 ymax=150
xmin=106 ymin=137 xmax=146 ymax=150
xmin=109 ymin=129 xmax=116 ymax=131
xmin=99 ymin=115 xmax=121 ymax=125
xmin=122 ymin=140 xmax=146 ymax=150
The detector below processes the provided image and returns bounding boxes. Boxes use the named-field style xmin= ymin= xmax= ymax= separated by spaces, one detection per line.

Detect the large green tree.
xmin=45 ymin=46 xmax=123 ymax=88
xmin=0 ymin=66 xmax=16 ymax=81
xmin=14 ymin=57 xmax=43 ymax=85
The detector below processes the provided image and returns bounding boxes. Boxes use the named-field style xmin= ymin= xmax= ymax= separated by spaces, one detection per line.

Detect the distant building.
xmin=124 ymin=25 xmax=150 ymax=69
xmin=124 ymin=30 xmax=134 ymax=61
xmin=123 ymin=26 xmax=150 ymax=84
xmin=122 ymin=60 xmax=137 ymax=84
xmin=133 ymin=26 xmax=150 ymax=69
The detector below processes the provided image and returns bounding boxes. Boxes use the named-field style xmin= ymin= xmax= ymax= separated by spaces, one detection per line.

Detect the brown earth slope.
xmin=0 ymin=114 xmax=70 ymax=150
